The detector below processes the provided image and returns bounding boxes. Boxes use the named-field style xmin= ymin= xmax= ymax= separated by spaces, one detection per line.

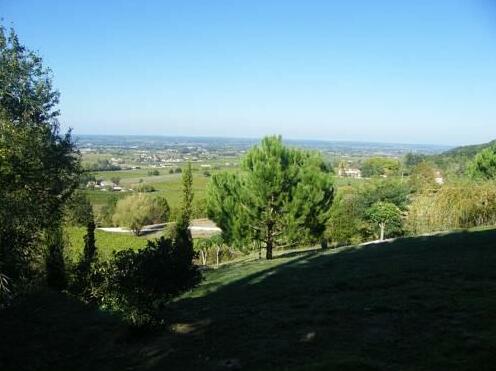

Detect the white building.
xmin=338 ymin=168 xmax=362 ymax=178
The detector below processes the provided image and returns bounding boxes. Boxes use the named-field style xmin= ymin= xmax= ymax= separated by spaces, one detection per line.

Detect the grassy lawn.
xmin=2 ymin=228 xmax=496 ymax=370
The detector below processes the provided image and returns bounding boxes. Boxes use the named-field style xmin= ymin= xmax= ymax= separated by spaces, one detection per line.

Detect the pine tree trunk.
xmin=216 ymin=246 xmax=220 ymax=268
xmin=320 ymin=238 xmax=328 ymax=249
xmin=380 ymin=223 xmax=385 ymax=241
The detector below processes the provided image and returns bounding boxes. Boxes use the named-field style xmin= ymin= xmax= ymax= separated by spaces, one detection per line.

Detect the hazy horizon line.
xmin=72 ymin=132 xmax=466 ymax=148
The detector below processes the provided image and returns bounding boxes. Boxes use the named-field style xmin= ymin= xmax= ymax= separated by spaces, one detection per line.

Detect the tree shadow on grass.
xmin=0 ymin=289 xmax=147 ymax=371
xmin=153 ymin=228 xmax=496 ymax=371
xmin=2 ymin=228 xmax=496 ymax=371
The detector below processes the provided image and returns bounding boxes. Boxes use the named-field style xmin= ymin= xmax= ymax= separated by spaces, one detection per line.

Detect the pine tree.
xmin=207 ymin=136 xmax=335 ymax=259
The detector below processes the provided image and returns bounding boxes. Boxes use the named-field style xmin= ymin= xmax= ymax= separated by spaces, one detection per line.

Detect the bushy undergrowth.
xmin=407 ymin=180 xmax=496 ymax=234
xmin=72 ymin=235 xmax=200 ymax=327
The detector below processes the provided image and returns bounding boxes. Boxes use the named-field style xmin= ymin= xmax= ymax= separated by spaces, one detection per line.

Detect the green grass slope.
xmin=2 ymin=228 xmax=496 ymax=371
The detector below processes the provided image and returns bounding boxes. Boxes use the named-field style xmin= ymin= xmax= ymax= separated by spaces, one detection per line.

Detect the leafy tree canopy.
xmin=365 ymin=201 xmax=402 ymax=240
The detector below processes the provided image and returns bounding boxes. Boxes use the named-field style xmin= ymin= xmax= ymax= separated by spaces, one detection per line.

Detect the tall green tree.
xmin=173 ymin=162 xmax=195 ymax=271
xmin=207 ymin=136 xmax=334 ymax=259
xmin=0 ymin=26 xmax=80 ymax=287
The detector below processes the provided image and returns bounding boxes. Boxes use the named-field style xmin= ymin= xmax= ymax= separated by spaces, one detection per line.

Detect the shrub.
xmin=88 ymin=237 xmax=200 ymax=326
xmin=112 ymin=194 xmax=169 ymax=235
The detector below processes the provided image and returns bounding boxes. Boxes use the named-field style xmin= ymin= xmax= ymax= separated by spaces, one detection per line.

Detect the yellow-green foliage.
xmin=112 ymin=194 xmax=168 ymax=234
xmin=407 ymin=181 xmax=496 ymax=234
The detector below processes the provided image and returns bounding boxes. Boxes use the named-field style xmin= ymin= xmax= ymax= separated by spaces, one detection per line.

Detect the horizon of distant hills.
xmin=75 ymin=134 xmax=457 ymax=156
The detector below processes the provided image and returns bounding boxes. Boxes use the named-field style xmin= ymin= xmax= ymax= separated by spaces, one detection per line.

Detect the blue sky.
xmin=2 ymin=0 xmax=496 ymax=145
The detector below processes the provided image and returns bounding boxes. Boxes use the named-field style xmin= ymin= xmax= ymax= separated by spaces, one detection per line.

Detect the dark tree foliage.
xmin=174 ymin=162 xmax=195 ymax=268
xmin=96 ymin=237 xmax=200 ymax=322
xmin=0 ymin=26 xmax=80 ymax=289
xmin=81 ymin=165 xmax=200 ymax=326
xmin=64 ymin=191 xmax=94 ymax=226
xmin=71 ymin=219 xmax=99 ymax=302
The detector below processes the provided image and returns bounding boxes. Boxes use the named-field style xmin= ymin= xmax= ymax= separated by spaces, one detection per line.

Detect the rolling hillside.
xmin=2 ymin=228 xmax=496 ymax=370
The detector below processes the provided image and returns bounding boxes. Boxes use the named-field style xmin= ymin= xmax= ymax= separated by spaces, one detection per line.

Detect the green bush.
xmin=112 ymin=194 xmax=169 ymax=235
xmin=87 ymin=236 xmax=200 ymax=326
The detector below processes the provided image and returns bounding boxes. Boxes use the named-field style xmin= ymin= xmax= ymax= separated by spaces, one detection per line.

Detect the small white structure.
xmin=338 ymin=168 xmax=362 ymax=178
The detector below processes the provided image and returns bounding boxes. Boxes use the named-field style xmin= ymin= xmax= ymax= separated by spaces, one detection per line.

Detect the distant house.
xmin=338 ymin=168 xmax=362 ymax=178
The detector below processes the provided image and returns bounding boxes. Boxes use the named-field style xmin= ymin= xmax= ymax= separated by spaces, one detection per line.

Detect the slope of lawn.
xmin=2 ymin=228 xmax=496 ymax=371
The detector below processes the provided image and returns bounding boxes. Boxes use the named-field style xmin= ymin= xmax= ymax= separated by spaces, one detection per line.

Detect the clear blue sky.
xmin=2 ymin=0 xmax=496 ymax=145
